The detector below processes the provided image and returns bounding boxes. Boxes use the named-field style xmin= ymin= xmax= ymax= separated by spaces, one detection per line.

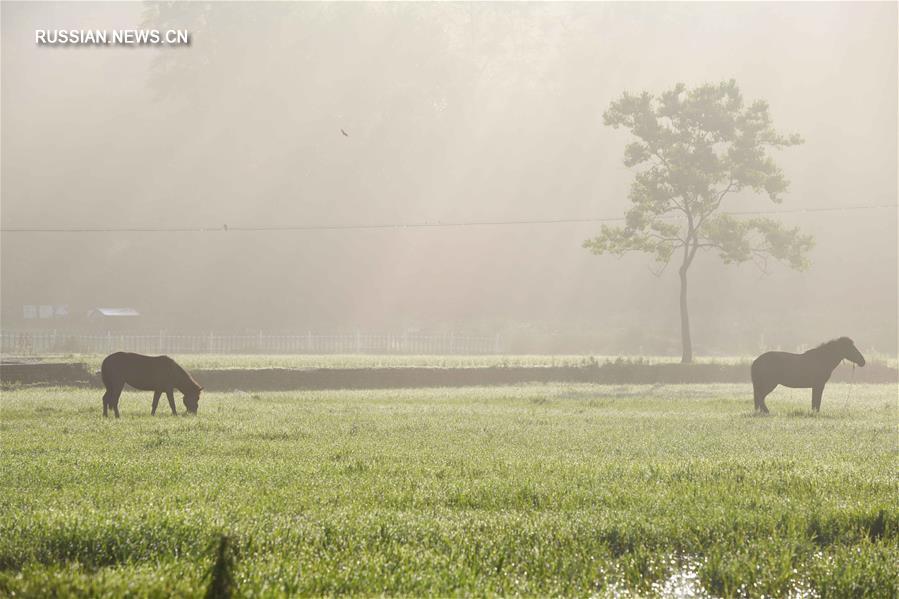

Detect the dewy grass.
xmin=0 ymin=384 xmax=896 ymax=596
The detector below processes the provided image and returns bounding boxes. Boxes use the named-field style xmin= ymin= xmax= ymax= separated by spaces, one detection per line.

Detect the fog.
xmin=2 ymin=2 xmax=896 ymax=355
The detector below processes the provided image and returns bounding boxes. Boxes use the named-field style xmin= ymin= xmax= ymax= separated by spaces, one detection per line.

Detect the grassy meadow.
xmin=13 ymin=352 xmax=899 ymax=372
xmin=1 ymin=383 xmax=896 ymax=597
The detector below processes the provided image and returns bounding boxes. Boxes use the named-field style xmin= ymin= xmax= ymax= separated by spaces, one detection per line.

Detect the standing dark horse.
xmin=101 ymin=352 xmax=202 ymax=418
xmin=751 ymin=337 xmax=865 ymax=413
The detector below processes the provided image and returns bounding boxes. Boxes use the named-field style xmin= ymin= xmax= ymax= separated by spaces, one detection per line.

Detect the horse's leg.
xmin=110 ymin=391 xmax=121 ymax=418
xmin=812 ymin=385 xmax=824 ymax=412
xmin=166 ymin=390 xmax=177 ymax=415
xmin=104 ymin=381 xmax=124 ymax=418
xmin=151 ymin=391 xmax=162 ymax=415
xmin=757 ymin=384 xmax=773 ymax=414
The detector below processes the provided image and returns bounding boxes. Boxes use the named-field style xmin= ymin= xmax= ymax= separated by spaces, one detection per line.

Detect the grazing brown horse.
xmin=751 ymin=337 xmax=865 ymax=414
xmin=101 ymin=352 xmax=202 ymax=418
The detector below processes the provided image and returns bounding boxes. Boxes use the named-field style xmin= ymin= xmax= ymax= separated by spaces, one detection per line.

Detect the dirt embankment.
xmin=2 ymin=360 xmax=895 ymax=390
xmin=1 ymin=362 xmax=98 ymax=387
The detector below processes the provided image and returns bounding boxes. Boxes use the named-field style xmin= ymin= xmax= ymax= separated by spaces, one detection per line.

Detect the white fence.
xmin=0 ymin=331 xmax=502 ymax=355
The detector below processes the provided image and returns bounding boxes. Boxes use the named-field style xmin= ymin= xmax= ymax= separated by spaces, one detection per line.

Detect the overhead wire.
xmin=1 ymin=203 xmax=895 ymax=233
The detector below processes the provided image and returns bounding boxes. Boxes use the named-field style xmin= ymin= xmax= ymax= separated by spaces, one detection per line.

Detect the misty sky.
xmin=2 ymin=2 xmax=896 ymax=354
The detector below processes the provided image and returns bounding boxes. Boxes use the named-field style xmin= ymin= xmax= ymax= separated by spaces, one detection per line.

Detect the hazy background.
xmin=2 ymin=2 xmax=896 ymax=355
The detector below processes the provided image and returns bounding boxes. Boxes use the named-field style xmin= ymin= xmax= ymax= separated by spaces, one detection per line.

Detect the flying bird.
xmin=340 ymin=129 xmax=349 ymax=137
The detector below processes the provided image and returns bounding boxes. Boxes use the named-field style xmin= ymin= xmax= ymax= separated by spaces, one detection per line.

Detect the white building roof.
xmin=93 ymin=308 xmax=140 ymax=317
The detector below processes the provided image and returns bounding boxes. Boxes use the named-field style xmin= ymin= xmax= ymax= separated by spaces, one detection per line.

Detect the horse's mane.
xmin=181 ymin=370 xmax=203 ymax=392
xmin=809 ymin=337 xmax=853 ymax=353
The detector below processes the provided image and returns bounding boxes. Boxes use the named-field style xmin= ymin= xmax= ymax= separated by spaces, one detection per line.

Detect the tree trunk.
xmin=679 ymin=265 xmax=693 ymax=363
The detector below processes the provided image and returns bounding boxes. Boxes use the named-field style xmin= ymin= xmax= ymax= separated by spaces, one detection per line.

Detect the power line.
xmin=1 ymin=203 xmax=895 ymax=233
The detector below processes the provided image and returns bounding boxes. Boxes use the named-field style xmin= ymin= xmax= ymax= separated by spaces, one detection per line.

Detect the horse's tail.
xmin=749 ymin=353 xmax=773 ymax=389
xmin=749 ymin=355 xmax=761 ymax=384
xmin=100 ymin=352 xmax=123 ymax=387
xmin=100 ymin=354 xmax=111 ymax=386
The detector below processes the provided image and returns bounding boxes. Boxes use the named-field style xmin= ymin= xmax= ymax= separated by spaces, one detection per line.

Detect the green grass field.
xmin=1 ymin=383 xmax=896 ymax=597
xmin=8 ymin=353 xmax=750 ymax=371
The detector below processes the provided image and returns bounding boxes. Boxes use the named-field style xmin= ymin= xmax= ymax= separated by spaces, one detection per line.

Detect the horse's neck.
xmin=172 ymin=367 xmax=196 ymax=392
xmin=811 ymin=346 xmax=844 ymax=371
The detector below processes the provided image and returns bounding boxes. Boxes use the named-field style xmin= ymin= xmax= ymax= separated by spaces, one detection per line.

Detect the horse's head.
xmin=183 ymin=387 xmax=202 ymax=414
xmin=837 ymin=337 xmax=866 ymax=366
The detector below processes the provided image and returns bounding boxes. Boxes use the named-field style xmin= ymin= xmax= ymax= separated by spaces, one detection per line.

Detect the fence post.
xmin=209 ymin=332 xmax=215 ymax=353
xmin=493 ymin=333 xmax=501 ymax=354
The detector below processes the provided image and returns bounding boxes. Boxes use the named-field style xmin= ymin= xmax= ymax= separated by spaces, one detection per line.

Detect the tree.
xmin=584 ymin=80 xmax=813 ymax=363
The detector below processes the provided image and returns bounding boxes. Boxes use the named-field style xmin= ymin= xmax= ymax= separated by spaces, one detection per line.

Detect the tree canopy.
xmin=586 ymin=79 xmax=813 ymax=273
